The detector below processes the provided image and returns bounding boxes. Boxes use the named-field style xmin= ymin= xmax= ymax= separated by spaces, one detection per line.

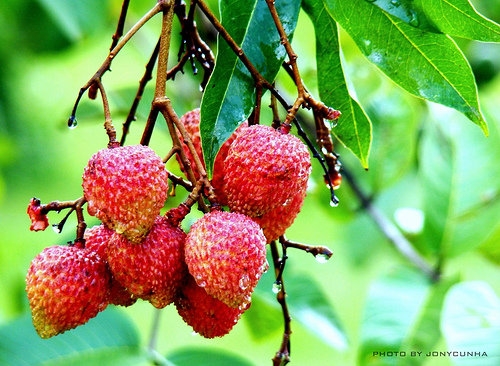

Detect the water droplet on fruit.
xmin=68 ymin=115 xmax=77 ymax=129
xmin=52 ymin=224 xmax=61 ymax=234
xmin=315 ymin=253 xmax=330 ymax=264
xmin=199 ymin=281 xmax=206 ymax=287
xmin=191 ymin=331 xmax=198 ymax=336
xmin=272 ymin=282 xmax=282 ymax=294
xmin=239 ymin=275 xmax=249 ymax=290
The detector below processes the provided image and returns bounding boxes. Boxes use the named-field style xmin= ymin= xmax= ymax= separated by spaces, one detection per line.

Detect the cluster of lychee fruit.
xmin=25 ymin=109 xmax=311 ymax=340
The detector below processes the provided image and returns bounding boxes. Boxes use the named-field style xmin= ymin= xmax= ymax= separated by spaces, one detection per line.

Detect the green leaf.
xmin=0 ymin=308 xmax=146 ymax=366
xmin=249 ymin=270 xmax=348 ymax=350
xmin=326 ymin=0 xmax=488 ymax=133
xmin=167 ymin=348 xmax=253 ymax=366
xmin=419 ymin=121 xmax=455 ymax=256
xmin=200 ymin=0 xmax=301 ymax=177
xmin=369 ymin=0 xmax=500 ymax=42
xmin=303 ymin=0 xmax=372 ymax=168
xmin=358 ymin=268 xmax=456 ymax=365
xmin=441 ymin=282 xmax=500 ymax=365
xmin=35 ymin=0 xmax=108 ymax=41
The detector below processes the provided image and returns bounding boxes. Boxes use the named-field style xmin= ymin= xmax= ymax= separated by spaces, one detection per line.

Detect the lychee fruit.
xmin=26 ymin=245 xmax=110 ymax=338
xmin=84 ymin=225 xmax=136 ymax=307
xmin=82 ymin=145 xmax=168 ymax=243
xmin=175 ymin=276 xmax=247 ymax=338
xmin=176 ymin=108 xmax=247 ymax=205
xmin=184 ymin=210 xmax=267 ymax=308
xmin=254 ymin=185 xmax=307 ymax=243
xmin=223 ymin=124 xmax=311 ymax=217
xmin=106 ymin=216 xmax=187 ymax=308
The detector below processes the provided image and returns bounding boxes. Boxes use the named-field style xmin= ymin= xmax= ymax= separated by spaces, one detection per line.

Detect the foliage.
xmin=0 ymin=0 xmax=499 ymax=365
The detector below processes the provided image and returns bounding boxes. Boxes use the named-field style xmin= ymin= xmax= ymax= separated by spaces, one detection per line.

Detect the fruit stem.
xmin=270 ymin=241 xmax=292 ymax=366
xmin=109 ymin=0 xmax=131 ymax=53
xmin=279 ymin=236 xmax=333 ymax=260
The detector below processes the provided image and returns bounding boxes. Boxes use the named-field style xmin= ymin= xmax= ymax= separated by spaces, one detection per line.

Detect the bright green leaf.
xmin=358 ymin=268 xmax=455 ymax=365
xmin=419 ymin=121 xmax=455 ymax=256
xmin=167 ymin=348 xmax=253 ymax=366
xmin=303 ymin=0 xmax=372 ymax=168
xmin=200 ymin=0 xmax=301 ymax=177
xmin=35 ymin=0 xmax=108 ymax=41
xmin=369 ymin=0 xmax=500 ymax=42
xmin=441 ymin=282 xmax=500 ymax=365
xmin=326 ymin=0 xmax=488 ymax=133
xmin=250 ymin=270 xmax=348 ymax=350
xmin=0 ymin=308 xmax=146 ymax=366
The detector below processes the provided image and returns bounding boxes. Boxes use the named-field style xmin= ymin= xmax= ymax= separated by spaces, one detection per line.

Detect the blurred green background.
xmin=1 ymin=0 xmax=500 ymax=365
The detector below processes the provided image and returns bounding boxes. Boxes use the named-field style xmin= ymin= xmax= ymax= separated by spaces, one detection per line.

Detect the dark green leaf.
xmin=369 ymin=0 xmax=500 ymax=42
xmin=441 ymin=282 xmax=500 ymax=365
xmin=0 ymin=308 xmax=145 ymax=366
xmin=326 ymin=0 xmax=488 ymax=133
xmin=200 ymin=0 xmax=301 ymax=177
xmin=167 ymin=348 xmax=253 ymax=366
xmin=358 ymin=268 xmax=455 ymax=365
xmin=303 ymin=0 xmax=372 ymax=168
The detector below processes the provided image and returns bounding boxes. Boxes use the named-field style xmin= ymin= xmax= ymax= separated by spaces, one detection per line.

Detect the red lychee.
xmin=106 ymin=216 xmax=187 ymax=308
xmin=84 ymin=225 xmax=136 ymax=307
xmin=253 ymin=185 xmax=307 ymax=243
xmin=175 ymin=276 xmax=247 ymax=338
xmin=82 ymin=145 xmax=168 ymax=243
xmin=223 ymin=125 xmax=311 ymax=217
xmin=26 ymin=245 xmax=110 ymax=338
xmin=184 ymin=210 xmax=267 ymax=308
xmin=176 ymin=108 xmax=247 ymax=205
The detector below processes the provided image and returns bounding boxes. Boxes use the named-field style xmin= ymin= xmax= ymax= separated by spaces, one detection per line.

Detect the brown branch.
xmin=110 ymin=0 xmax=131 ymax=52
xmin=342 ymin=166 xmax=440 ymax=281
xmin=163 ymin=146 xmax=180 ymax=163
xmin=270 ymin=88 xmax=281 ymax=129
xmin=95 ymin=80 xmax=118 ymax=146
xmin=69 ymin=2 xmax=164 ymax=126
xmin=270 ymin=241 xmax=292 ymax=366
xmin=279 ymin=236 xmax=333 ymax=261
xmin=38 ymin=197 xmax=87 ymax=240
xmin=167 ymin=171 xmax=193 ymax=191
xmin=121 ymin=37 xmax=161 ymax=146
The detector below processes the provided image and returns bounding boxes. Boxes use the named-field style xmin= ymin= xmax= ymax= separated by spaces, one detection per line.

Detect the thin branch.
xmin=279 ymin=236 xmax=333 ymax=260
xmin=342 ymin=167 xmax=440 ymax=281
xmin=270 ymin=241 xmax=292 ymax=366
xmin=110 ymin=0 xmax=131 ymax=52
xmin=168 ymin=171 xmax=193 ymax=191
xmin=121 ymin=37 xmax=161 ymax=146
xmin=96 ymin=80 xmax=118 ymax=146
xmin=155 ymin=3 xmax=175 ymax=99
xmin=69 ymin=2 xmax=164 ymax=125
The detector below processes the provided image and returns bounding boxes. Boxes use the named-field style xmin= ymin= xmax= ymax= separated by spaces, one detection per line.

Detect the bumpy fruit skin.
xmin=224 ymin=125 xmax=311 ymax=217
xmin=176 ymin=108 xmax=247 ymax=206
xmin=106 ymin=216 xmax=187 ymax=308
xmin=26 ymin=245 xmax=110 ymax=338
xmin=84 ymin=225 xmax=136 ymax=307
xmin=254 ymin=186 xmax=307 ymax=243
xmin=82 ymin=145 xmax=168 ymax=243
xmin=185 ymin=210 xmax=267 ymax=308
xmin=175 ymin=276 xmax=247 ymax=338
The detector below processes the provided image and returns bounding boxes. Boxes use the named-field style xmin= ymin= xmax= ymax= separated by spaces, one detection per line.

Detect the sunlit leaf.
xmin=441 ymin=282 xmax=500 ymax=365
xmin=303 ymin=0 xmax=372 ymax=168
xmin=167 ymin=348 xmax=253 ymax=366
xmin=0 ymin=308 xmax=146 ymax=366
xmin=326 ymin=0 xmax=487 ymax=133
